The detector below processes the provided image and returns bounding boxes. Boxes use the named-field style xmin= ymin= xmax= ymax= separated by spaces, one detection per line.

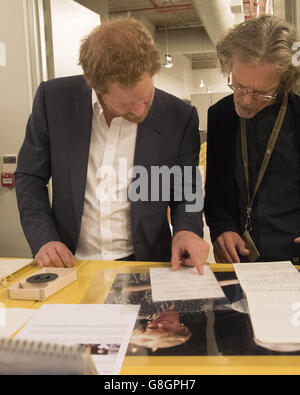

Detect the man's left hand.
xmin=171 ymin=230 xmax=209 ymax=275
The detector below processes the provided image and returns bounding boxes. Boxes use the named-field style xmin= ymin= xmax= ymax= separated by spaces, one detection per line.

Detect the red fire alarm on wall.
xmin=1 ymin=173 xmax=15 ymax=188
xmin=1 ymin=155 xmax=17 ymax=188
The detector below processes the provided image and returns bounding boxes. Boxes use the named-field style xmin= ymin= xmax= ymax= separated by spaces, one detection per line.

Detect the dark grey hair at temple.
xmin=217 ymin=15 xmax=300 ymax=96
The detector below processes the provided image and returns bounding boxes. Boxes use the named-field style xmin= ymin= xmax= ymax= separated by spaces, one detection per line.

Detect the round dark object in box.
xmin=26 ymin=273 xmax=59 ymax=283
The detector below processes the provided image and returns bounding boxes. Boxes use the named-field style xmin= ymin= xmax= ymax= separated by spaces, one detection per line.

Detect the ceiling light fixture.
xmin=164 ymin=54 xmax=173 ymax=68
xmin=163 ymin=0 xmax=173 ymax=69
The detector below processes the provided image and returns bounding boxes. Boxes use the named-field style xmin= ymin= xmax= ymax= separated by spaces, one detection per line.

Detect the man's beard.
xmin=123 ymin=105 xmax=151 ymax=124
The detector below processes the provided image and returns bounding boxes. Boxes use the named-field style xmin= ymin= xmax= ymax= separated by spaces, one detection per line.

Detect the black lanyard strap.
xmin=240 ymin=95 xmax=288 ymax=231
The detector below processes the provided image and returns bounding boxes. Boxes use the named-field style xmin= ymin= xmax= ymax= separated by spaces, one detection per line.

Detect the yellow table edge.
xmin=1 ymin=259 xmax=300 ymax=375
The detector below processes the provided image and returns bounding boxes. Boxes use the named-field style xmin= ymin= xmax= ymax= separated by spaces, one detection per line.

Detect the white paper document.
xmin=150 ymin=265 xmax=225 ymax=302
xmin=233 ymin=261 xmax=300 ymax=293
xmin=16 ymin=304 xmax=139 ymax=375
xmin=233 ymin=262 xmax=300 ymax=345
xmin=246 ymin=291 xmax=300 ymax=344
xmin=0 ymin=259 xmax=33 ymax=281
xmin=0 ymin=308 xmax=35 ymax=338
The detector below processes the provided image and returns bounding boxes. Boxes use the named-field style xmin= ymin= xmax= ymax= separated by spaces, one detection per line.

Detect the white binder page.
xmin=233 ymin=262 xmax=300 ymax=345
xmin=233 ymin=261 xmax=300 ymax=293
xmin=246 ymin=291 xmax=300 ymax=344
xmin=17 ymin=304 xmax=139 ymax=375
xmin=0 ymin=308 xmax=35 ymax=338
xmin=150 ymin=265 xmax=225 ymax=302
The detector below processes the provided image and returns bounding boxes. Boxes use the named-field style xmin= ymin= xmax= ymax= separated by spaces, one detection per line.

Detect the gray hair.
xmin=217 ymin=15 xmax=300 ymax=95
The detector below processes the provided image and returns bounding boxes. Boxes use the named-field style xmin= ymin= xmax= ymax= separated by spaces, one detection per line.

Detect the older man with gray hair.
xmin=204 ymin=15 xmax=300 ymax=264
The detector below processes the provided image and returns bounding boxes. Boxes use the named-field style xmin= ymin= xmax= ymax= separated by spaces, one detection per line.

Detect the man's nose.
xmin=130 ymin=102 xmax=146 ymax=117
xmin=241 ymin=92 xmax=255 ymax=105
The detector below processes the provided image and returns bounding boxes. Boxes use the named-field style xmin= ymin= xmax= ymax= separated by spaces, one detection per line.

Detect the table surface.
xmin=1 ymin=259 xmax=300 ymax=375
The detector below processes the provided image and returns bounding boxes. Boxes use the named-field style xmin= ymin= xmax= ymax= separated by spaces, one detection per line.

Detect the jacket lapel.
xmin=67 ymin=82 xmax=93 ymax=231
xmin=131 ymin=89 xmax=165 ymax=232
xmin=133 ymin=89 xmax=165 ymax=168
xmin=218 ymin=96 xmax=240 ymax=207
xmin=289 ymin=95 xmax=300 ymax=149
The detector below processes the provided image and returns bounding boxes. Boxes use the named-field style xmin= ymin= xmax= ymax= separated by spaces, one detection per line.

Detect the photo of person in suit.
xmin=129 ymin=304 xmax=192 ymax=353
xmin=105 ymin=272 xmax=228 ymax=356
xmin=15 ymin=16 xmax=209 ymax=273
xmin=106 ymin=271 xmax=300 ymax=356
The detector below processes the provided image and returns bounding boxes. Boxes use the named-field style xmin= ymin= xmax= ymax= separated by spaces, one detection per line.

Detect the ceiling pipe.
xmin=155 ymin=27 xmax=215 ymax=55
xmin=150 ymin=0 xmax=194 ymax=13
xmin=191 ymin=0 xmax=235 ymax=45
xmin=157 ymin=24 xmax=203 ymax=30
xmin=164 ymin=0 xmax=190 ymax=27
xmin=108 ymin=3 xmax=194 ymax=15
xmin=148 ymin=0 xmax=159 ymax=9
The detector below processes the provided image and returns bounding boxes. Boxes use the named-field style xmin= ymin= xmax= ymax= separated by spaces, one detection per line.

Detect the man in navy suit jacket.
xmin=15 ymin=17 xmax=208 ymax=274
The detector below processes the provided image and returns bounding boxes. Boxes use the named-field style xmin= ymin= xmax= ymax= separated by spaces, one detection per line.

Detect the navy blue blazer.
xmin=15 ymin=76 xmax=203 ymax=261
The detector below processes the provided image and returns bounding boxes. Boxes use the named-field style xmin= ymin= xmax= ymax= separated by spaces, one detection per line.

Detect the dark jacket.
xmin=204 ymin=93 xmax=300 ymax=243
xmin=15 ymin=75 xmax=203 ymax=261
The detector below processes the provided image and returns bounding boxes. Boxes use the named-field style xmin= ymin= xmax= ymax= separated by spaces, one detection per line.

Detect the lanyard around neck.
xmin=240 ymin=95 xmax=288 ymax=230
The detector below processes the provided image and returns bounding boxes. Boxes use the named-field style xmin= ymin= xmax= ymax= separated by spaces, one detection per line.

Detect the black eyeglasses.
xmin=227 ymin=76 xmax=278 ymax=102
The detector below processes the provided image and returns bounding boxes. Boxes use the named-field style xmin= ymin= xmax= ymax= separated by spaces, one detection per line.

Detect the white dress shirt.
xmin=75 ymin=90 xmax=137 ymax=260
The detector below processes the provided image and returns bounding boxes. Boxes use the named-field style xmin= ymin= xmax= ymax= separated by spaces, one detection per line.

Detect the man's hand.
xmin=213 ymin=231 xmax=249 ymax=263
xmin=171 ymin=230 xmax=209 ymax=275
xmin=35 ymin=241 xmax=76 ymax=268
xmin=294 ymin=236 xmax=300 ymax=244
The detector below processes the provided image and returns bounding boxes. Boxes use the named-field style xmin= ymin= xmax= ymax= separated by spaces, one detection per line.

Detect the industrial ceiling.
xmin=106 ymin=0 xmax=275 ymax=69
